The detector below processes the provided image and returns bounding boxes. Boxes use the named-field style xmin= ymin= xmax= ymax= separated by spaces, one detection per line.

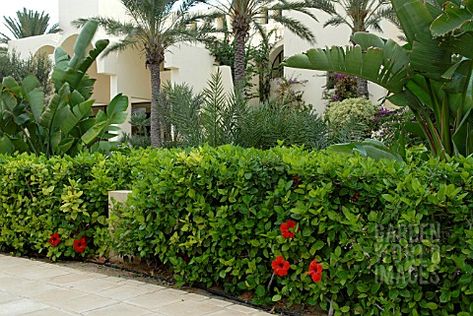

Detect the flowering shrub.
xmin=371 ymin=107 xmax=425 ymax=148
xmin=1 ymin=146 xmax=473 ymax=315
xmin=110 ymin=146 xmax=473 ymax=315
xmin=0 ymin=151 xmax=135 ymax=260
xmin=323 ymin=72 xmax=358 ymax=102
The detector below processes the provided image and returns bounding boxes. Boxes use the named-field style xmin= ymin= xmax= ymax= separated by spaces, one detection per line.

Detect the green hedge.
xmin=0 ymin=151 xmax=135 ymax=259
xmin=1 ymin=146 xmax=472 ymax=315
xmin=112 ymin=146 xmax=473 ymax=315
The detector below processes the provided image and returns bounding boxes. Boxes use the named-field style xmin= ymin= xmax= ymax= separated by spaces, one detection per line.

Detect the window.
xmin=271 ymin=50 xmax=284 ymax=79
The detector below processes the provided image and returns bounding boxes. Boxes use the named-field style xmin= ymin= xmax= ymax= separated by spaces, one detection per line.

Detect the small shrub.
xmin=160 ymin=73 xmax=326 ymax=149
xmin=325 ymin=97 xmax=378 ymax=139
xmin=372 ymin=107 xmax=425 ymax=147
xmin=0 ymin=51 xmax=52 ymax=94
xmin=323 ymin=72 xmax=358 ymax=102
xmin=273 ymin=77 xmax=312 ymax=111
xmin=238 ymin=102 xmax=328 ymax=149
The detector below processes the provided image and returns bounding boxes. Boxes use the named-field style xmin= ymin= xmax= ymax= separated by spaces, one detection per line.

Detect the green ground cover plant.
xmin=1 ymin=146 xmax=471 ymax=315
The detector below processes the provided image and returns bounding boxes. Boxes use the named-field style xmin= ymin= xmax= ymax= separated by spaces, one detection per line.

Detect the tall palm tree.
xmin=198 ymin=0 xmax=334 ymax=89
xmin=75 ymin=0 xmax=211 ymax=147
xmin=321 ymin=0 xmax=398 ymax=97
xmin=0 ymin=9 xmax=61 ymax=43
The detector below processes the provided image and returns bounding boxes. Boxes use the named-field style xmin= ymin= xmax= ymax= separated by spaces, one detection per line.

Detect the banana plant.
xmin=0 ymin=21 xmax=128 ymax=157
xmin=285 ymin=0 xmax=473 ymax=158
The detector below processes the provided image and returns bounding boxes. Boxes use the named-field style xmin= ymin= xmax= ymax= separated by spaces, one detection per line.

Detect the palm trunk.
xmin=351 ymin=27 xmax=369 ymax=99
xmin=356 ymin=77 xmax=369 ymax=98
xmin=148 ymin=62 xmax=162 ymax=147
xmin=234 ymin=31 xmax=247 ymax=90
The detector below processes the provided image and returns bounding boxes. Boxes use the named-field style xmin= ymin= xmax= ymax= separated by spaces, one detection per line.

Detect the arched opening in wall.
xmin=270 ymin=45 xmax=284 ymax=79
xmin=267 ymin=45 xmax=284 ymax=101
xmin=60 ymin=34 xmax=111 ymax=106
xmin=34 ymin=45 xmax=55 ymax=59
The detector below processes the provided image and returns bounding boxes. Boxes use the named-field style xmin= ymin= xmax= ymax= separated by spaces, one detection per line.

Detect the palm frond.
xmin=159 ymin=82 xmax=204 ymax=146
xmin=272 ymin=0 xmax=334 ymax=21
xmin=47 ymin=23 xmax=62 ymax=34
xmin=323 ymin=15 xmax=350 ymax=28
xmin=201 ymin=69 xmax=229 ymax=146
xmin=103 ymin=37 xmax=141 ymax=56
xmin=73 ymin=17 xmax=138 ymax=37
xmin=2 ymin=8 xmax=60 ymax=39
xmin=272 ymin=15 xmax=316 ymax=43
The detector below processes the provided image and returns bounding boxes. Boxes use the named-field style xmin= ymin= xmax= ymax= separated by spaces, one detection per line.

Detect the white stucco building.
xmin=7 ymin=0 xmax=400 ymax=135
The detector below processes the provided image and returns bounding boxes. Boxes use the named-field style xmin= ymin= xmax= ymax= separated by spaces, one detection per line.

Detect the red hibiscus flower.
xmin=271 ymin=256 xmax=290 ymax=277
xmin=280 ymin=219 xmax=297 ymax=239
xmin=73 ymin=237 xmax=87 ymax=254
xmin=49 ymin=233 xmax=61 ymax=247
xmin=308 ymin=259 xmax=323 ymax=283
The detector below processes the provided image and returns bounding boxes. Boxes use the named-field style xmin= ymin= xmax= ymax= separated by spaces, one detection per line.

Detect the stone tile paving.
xmin=0 ymin=255 xmax=272 ymax=316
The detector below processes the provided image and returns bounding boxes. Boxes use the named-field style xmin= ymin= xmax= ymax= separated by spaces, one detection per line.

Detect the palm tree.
xmin=198 ymin=0 xmax=334 ymax=89
xmin=74 ymin=0 xmax=211 ymax=147
xmin=0 ymin=8 xmax=61 ymax=43
xmin=321 ymin=0 xmax=398 ymax=97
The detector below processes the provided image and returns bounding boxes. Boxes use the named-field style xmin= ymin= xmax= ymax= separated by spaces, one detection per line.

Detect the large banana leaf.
xmin=22 ymin=75 xmax=44 ymax=123
xmin=52 ymin=21 xmax=108 ymax=99
xmin=69 ymin=21 xmax=98 ymax=69
xmin=392 ymin=0 xmax=452 ymax=79
xmin=0 ymin=20 xmax=128 ymax=157
xmin=430 ymin=1 xmax=473 ymax=38
xmin=81 ymin=94 xmax=128 ymax=145
xmin=285 ymin=32 xmax=409 ymax=93
xmin=327 ymin=139 xmax=404 ymax=162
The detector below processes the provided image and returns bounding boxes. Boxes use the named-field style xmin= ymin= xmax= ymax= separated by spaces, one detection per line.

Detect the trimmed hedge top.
xmin=1 ymin=146 xmax=472 ymax=315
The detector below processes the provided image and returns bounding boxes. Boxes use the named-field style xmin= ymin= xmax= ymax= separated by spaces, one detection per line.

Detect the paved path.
xmin=0 ymin=255 xmax=271 ymax=316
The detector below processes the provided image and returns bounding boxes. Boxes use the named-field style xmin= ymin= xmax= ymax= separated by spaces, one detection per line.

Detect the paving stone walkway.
xmin=0 ymin=255 xmax=272 ymax=316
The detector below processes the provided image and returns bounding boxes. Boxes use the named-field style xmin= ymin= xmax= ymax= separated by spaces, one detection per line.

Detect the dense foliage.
xmin=0 ymin=51 xmax=52 ymax=93
xmin=286 ymin=0 xmax=473 ymax=158
xmin=114 ymin=146 xmax=473 ymax=315
xmin=2 ymin=146 xmax=469 ymax=314
xmin=325 ymin=97 xmax=378 ymax=139
xmin=0 ymin=21 xmax=129 ymax=157
xmin=159 ymin=71 xmax=328 ymax=149
xmin=0 ymin=151 xmax=134 ymax=260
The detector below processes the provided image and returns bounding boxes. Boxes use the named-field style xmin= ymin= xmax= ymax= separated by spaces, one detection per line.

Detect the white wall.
xmin=165 ymin=43 xmax=233 ymax=96
xmin=283 ymin=9 xmax=402 ymax=114
xmin=58 ymin=0 xmax=99 ymax=35
xmin=9 ymin=34 xmax=61 ymax=58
